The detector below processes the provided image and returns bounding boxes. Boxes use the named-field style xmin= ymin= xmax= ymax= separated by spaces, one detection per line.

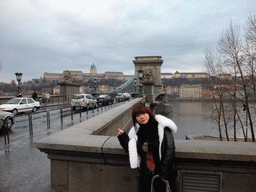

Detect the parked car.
xmin=0 ymin=97 xmax=41 ymax=115
xmin=71 ymin=94 xmax=98 ymax=110
xmin=0 ymin=110 xmax=15 ymax=131
xmin=115 ymin=93 xmax=125 ymax=102
xmin=96 ymin=94 xmax=114 ymax=106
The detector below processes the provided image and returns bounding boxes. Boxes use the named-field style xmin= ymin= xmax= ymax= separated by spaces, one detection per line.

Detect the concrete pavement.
xmin=0 ymin=127 xmax=52 ymax=192
xmin=0 ymin=102 xmax=69 ymax=192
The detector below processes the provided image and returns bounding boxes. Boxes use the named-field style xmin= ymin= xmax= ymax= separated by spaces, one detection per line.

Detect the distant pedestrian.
xmin=45 ymin=92 xmax=50 ymax=103
xmin=42 ymin=92 xmax=46 ymax=103
xmin=32 ymin=90 xmax=37 ymax=100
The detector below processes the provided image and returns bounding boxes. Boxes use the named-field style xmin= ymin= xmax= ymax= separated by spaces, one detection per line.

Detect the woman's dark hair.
xmin=131 ymin=102 xmax=155 ymax=126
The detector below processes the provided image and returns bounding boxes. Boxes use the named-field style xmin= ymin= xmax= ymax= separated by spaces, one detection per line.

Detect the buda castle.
xmin=41 ymin=63 xmax=133 ymax=83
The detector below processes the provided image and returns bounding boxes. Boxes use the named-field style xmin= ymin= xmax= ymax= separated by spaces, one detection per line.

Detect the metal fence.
xmin=2 ymin=100 xmax=123 ymax=144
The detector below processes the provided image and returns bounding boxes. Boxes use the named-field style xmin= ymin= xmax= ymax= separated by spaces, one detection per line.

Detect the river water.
xmin=165 ymin=101 xmax=249 ymax=140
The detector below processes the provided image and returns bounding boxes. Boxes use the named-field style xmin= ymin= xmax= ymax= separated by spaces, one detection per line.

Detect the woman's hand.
xmin=118 ymin=129 xmax=124 ymax=136
xmin=161 ymin=178 xmax=168 ymax=183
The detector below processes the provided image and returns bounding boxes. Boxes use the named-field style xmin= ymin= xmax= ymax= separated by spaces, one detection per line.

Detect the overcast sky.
xmin=0 ymin=0 xmax=255 ymax=83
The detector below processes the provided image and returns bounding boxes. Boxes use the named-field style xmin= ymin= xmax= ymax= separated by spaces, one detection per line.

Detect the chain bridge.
xmin=58 ymin=56 xmax=166 ymax=104
xmin=107 ymin=56 xmax=166 ymax=103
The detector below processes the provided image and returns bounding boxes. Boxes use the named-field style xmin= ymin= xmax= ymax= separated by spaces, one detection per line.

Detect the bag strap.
xmin=151 ymin=175 xmax=171 ymax=192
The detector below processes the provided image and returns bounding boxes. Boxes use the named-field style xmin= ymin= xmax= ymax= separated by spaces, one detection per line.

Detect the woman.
xmin=118 ymin=102 xmax=178 ymax=192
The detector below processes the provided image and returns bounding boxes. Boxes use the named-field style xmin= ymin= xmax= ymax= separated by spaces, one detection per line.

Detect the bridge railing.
xmin=2 ymin=99 xmax=126 ymax=146
xmin=34 ymin=97 xmax=256 ymax=192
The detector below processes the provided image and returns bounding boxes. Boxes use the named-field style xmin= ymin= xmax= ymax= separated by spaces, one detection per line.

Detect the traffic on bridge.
xmin=0 ymin=56 xmax=168 ymax=191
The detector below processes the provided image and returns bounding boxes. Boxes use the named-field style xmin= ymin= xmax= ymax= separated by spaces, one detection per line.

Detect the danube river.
xmin=165 ymin=101 xmax=248 ymax=140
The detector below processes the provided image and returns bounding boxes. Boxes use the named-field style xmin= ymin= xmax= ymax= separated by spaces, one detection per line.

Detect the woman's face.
xmin=136 ymin=113 xmax=150 ymax=124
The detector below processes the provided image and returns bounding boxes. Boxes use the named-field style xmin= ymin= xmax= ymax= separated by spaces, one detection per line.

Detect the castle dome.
xmin=91 ymin=63 xmax=96 ymax=69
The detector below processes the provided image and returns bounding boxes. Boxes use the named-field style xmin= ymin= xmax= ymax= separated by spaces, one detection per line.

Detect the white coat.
xmin=127 ymin=114 xmax=177 ymax=169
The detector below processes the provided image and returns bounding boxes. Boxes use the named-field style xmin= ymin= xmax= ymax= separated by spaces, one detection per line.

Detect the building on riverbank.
xmin=166 ymin=84 xmax=213 ymax=100
xmin=173 ymin=71 xmax=209 ymax=79
xmin=179 ymin=84 xmax=202 ymax=99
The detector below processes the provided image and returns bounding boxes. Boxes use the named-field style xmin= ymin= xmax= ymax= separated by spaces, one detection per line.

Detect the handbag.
xmin=151 ymin=175 xmax=171 ymax=192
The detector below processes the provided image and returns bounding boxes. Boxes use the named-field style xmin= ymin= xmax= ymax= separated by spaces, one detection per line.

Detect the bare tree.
xmin=218 ymin=21 xmax=255 ymax=141
xmin=245 ymin=14 xmax=256 ymax=45
xmin=245 ymin=14 xmax=256 ymax=141
xmin=204 ymin=48 xmax=224 ymax=140
xmin=244 ymin=14 xmax=256 ymax=100
xmin=205 ymin=17 xmax=256 ymax=142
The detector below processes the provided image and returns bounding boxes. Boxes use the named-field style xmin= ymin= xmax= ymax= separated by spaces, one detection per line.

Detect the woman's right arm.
xmin=117 ymin=129 xmax=129 ymax=153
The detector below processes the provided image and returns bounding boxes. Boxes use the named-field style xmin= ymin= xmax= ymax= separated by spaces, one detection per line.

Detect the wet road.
xmin=0 ymin=102 xmax=125 ymax=192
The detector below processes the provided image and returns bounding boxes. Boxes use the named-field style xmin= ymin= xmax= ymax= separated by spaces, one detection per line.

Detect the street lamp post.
xmin=134 ymin=78 xmax=137 ymax=93
xmin=112 ymin=82 xmax=116 ymax=95
xmin=94 ymin=78 xmax=98 ymax=93
xmin=15 ymin=72 xmax=23 ymax=97
xmin=138 ymin=68 xmax=144 ymax=97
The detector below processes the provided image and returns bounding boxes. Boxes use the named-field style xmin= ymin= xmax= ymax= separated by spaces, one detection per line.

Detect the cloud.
xmin=0 ymin=0 xmax=255 ymax=83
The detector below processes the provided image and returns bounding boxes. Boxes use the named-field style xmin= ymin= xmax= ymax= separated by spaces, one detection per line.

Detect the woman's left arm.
xmin=159 ymin=127 xmax=176 ymax=180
